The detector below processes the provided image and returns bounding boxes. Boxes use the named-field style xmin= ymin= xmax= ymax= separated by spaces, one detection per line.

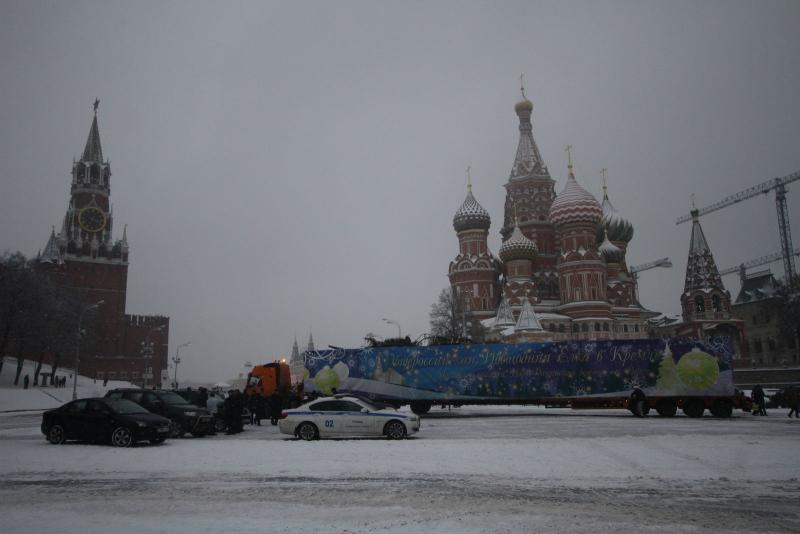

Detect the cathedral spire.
xmin=81 ymin=101 xmax=104 ymax=163
xmin=306 ymin=332 xmax=315 ymax=353
xmin=40 ymin=226 xmax=61 ymax=264
xmin=683 ymin=208 xmax=723 ymax=293
xmin=509 ymin=87 xmax=547 ymax=181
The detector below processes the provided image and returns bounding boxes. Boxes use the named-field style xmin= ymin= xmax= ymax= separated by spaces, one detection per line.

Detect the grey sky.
xmin=1 ymin=1 xmax=799 ymax=381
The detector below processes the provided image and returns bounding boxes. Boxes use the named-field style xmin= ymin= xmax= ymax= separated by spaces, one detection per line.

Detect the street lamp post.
xmin=172 ymin=341 xmax=190 ymax=390
xmin=72 ymin=300 xmax=104 ymax=401
xmin=382 ymin=318 xmax=402 ymax=338
xmin=141 ymin=324 xmax=165 ymax=389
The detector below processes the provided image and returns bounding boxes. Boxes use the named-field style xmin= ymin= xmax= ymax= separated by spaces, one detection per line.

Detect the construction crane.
xmin=629 ymin=257 xmax=672 ymax=304
xmin=630 ymin=257 xmax=673 ymax=279
xmin=719 ymin=249 xmax=800 ymax=286
xmin=676 ymin=170 xmax=800 ymax=289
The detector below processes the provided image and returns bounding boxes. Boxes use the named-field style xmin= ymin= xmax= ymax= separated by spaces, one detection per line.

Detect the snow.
xmin=0 ymin=357 xmax=137 ymax=411
xmin=1 ymin=400 xmax=799 ymax=532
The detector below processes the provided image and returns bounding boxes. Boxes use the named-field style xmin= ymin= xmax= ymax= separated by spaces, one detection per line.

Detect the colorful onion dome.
xmin=514 ymin=97 xmax=533 ymax=115
xmin=453 ymin=188 xmax=491 ymax=232
xmin=499 ymin=224 xmax=537 ymax=261
xmin=599 ymin=230 xmax=623 ymax=263
xmin=596 ymin=190 xmax=634 ymax=244
xmin=548 ymin=167 xmax=602 ymax=227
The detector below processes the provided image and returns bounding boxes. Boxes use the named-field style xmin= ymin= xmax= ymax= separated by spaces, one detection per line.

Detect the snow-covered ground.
xmin=0 ymin=357 xmax=136 ymax=411
xmin=1 ymin=401 xmax=799 ymax=533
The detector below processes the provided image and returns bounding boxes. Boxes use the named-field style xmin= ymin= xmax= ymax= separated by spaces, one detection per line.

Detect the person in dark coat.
xmin=23 ymin=374 xmax=29 ymax=389
xmin=198 ymin=387 xmax=209 ymax=409
xmin=268 ymin=392 xmax=283 ymax=425
xmin=752 ymin=385 xmax=767 ymax=416
xmin=255 ymin=395 xmax=267 ymax=426
xmin=787 ymin=388 xmax=799 ymax=418
xmin=223 ymin=390 xmax=244 ymax=434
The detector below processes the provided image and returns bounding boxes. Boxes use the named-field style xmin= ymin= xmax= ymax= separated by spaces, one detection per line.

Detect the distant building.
xmin=36 ymin=104 xmax=169 ymax=386
xmin=726 ymin=269 xmax=800 ymax=388
xmin=448 ymin=91 xmax=658 ymax=342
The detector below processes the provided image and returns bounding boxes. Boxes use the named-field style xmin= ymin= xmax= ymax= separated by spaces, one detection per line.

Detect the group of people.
xmin=21 ymin=374 xmax=66 ymax=389
xmin=750 ymin=384 xmax=799 ymax=417
xmin=200 ymin=388 xmax=284 ymax=435
xmin=245 ymin=391 xmax=283 ymax=426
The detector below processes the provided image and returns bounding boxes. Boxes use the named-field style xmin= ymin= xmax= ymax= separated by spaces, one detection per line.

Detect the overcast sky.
xmin=1 ymin=1 xmax=799 ymax=382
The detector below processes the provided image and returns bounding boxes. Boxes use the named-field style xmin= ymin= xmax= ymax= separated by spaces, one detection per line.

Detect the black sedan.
xmin=41 ymin=398 xmax=172 ymax=447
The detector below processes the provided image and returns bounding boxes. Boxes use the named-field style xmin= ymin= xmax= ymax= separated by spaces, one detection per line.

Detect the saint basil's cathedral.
xmin=448 ymin=91 xmax=660 ymax=342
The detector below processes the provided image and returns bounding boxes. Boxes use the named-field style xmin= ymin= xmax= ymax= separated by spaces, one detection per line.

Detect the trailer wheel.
xmin=682 ymin=399 xmax=705 ymax=418
xmin=410 ymin=401 xmax=432 ymax=416
xmin=656 ymin=400 xmax=677 ymax=417
xmin=709 ymin=399 xmax=732 ymax=418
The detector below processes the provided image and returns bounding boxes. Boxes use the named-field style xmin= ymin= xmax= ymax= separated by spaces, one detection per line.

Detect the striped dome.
xmin=453 ymin=189 xmax=491 ymax=232
xmin=549 ymin=170 xmax=602 ymax=227
xmin=499 ymin=225 xmax=537 ymax=262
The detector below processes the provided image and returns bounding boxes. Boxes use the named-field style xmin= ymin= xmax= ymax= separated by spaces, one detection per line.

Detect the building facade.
xmin=37 ymin=105 xmax=170 ymax=386
xmin=733 ymin=271 xmax=798 ymax=367
xmin=448 ymin=93 xmax=657 ymax=342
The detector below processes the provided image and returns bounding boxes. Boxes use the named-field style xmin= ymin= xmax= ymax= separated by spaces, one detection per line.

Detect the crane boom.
xmin=630 ymin=257 xmax=671 ymax=274
xmin=675 ymin=170 xmax=800 ymax=224
xmin=719 ymin=249 xmax=800 ymax=276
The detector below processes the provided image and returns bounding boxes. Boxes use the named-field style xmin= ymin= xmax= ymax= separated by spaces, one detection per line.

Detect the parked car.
xmin=42 ymin=397 xmax=171 ymax=447
xmin=278 ymin=395 xmax=420 ymax=440
xmin=105 ymin=388 xmax=214 ymax=438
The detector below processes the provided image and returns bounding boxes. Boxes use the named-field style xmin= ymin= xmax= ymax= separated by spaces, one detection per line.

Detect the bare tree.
xmin=0 ymin=253 xmax=86 ymax=385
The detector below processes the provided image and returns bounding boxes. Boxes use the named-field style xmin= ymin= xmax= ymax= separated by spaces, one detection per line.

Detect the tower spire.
xmin=565 ymin=144 xmax=574 ymax=173
xmin=601 ymin=168 xmax=608 ymax=199
xmin=510 ymin=84 xmax=547 ymax=181
xmin=466 ymin=165 xmax=472 ymax=192
xmin=82 ymin=101 xmax=104 ymax=163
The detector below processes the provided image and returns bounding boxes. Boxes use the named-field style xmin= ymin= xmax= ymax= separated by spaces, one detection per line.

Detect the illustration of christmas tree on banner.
xmin=656 ymin=342 xmax=684 ymax=394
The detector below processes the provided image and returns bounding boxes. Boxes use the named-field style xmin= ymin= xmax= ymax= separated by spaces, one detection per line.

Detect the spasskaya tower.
xmin=39 ymin=101 xmax=170 ymax=386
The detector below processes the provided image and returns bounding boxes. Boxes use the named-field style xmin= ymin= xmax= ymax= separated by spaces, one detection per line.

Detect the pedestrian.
xmin=223 ymin=389 xmax=244 ymax=434
xmin=23 ymin=374 xmax=29 ymax=389
xmin=255 ymin=394 xmax=266 ymax=426
xmin=788 ymin=388 xmax=799 ymax=419
xmin=268 ymin=392 xmax=282 ymax=426
xmin=246 ymin=392 xmax=257 ymax=425
xmin=752 ymin=385 xmax=767 ymax=416
xmin=198 ymin=387 xmax=209 ymax=408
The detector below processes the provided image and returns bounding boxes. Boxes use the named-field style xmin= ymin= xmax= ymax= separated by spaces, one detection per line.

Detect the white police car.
xmin=278 ymin=395 xmax=420 ymax=440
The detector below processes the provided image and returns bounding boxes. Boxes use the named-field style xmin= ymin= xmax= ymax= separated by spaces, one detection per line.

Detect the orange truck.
xmin=244 ymin=362 xmax=293 ymax=400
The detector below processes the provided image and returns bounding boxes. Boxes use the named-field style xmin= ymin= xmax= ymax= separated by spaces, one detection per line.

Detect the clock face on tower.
xmin=78 ymin=207 xmax=106 ymax=232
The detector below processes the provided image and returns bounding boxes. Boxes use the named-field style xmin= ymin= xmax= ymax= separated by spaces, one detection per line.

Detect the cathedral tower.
xmin=549 ymin=152 xmax=612 ymax=337
xmin=449 ymin=178 xmax=500 ymax=320
xmin=501 ymin=89 xmax=559 ymax=300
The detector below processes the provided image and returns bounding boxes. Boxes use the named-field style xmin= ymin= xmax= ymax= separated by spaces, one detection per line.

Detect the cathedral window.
xmin=634 ymin=324 xmax=640 ymax=333
xmin=623 ymin=324 xmax=629 ymax=333
xmin=549 ymin=324 xmax=556 ymax=332
xmin=753 ymin=338 xmax=763 ymax=353
xmin=581 ymin=323 xmax=588 ymax=332
xmin=768 ymin=337 xmax=777 ymax=351
xmin=602 ymin=323 xmax=609 ymax=332
xmin=712 ymin=295 xmax=721 ymax=312
xmin=594 ymin=322 xmax=600 ymax=332
xmin=558 ymin=324 xmax=565 ymax=333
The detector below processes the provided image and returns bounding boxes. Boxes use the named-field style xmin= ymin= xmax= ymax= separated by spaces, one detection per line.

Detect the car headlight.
xmin=136 ymin=421 xmax=147 ymax=428
xmin=184 ymin=411 xmax=197 ymax=416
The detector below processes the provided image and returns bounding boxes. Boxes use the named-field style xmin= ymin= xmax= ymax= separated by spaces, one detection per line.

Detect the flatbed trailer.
xmin=302 ymin=336 xmax=748 ymax=418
